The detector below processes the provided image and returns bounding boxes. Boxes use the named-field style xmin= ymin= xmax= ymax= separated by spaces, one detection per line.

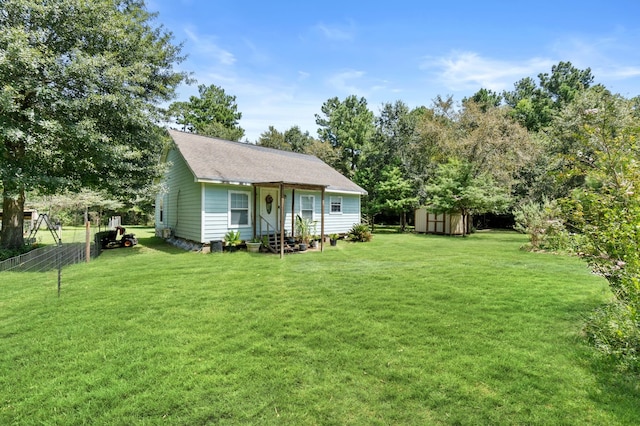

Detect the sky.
xmin=148 ymin=0 xmax=640 ymax=142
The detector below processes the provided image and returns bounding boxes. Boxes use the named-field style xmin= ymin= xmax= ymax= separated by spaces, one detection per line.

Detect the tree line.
xmin=167 ymin=64 xmax=640 ymax=368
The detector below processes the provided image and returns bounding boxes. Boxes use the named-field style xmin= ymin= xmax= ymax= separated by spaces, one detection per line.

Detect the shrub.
xmin=513 ymin=198 xmax=570 ymax=252
xmin=584 ymin=302 xmax=639 ymax=372
xmin=348 ymin=223 xmax=372 ymax=242
xmin=0 ymin=245 xmax=32 ymax=262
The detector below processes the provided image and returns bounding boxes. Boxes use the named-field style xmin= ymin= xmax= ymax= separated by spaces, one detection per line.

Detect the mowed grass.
xmin=1 ymin=229 xmax=638 ymax=424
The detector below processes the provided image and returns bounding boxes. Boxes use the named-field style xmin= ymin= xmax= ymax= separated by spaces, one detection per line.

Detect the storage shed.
xmin=414 ymin=208 xmax=470 ymax=236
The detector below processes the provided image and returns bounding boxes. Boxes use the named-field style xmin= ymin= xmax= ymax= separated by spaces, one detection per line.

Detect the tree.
xmin=0 ymin=0 xmax=186 ymax=249
xmin=315 ymin=95 xmax=374 ymax=177
xmin=538 ymin=61 xmax=594 ymax=106
xmin=374 ymin=166 xmax=419 ymax=231
xmin=168 ymin=84 xmax=244 ymax=141
xmin=556 ymin=89 xmax=640 ymax=365
xmin=503 ymin=62 xmax=594 ymax=132
xmin=257 ymin=126 xmax=286 ymax=150
xmin=462 ymin=88 xmax=503 ymax=112
xmin=357 ymin=101 xmax=420 ymax=228
xmin=456 ymin=101 xmax=536 ymax=191
xmin=284 ymin=125 xmax=313 ymax=153
xmin=425 ymin=160 xmax=510 ymax=235
xmin=257 ymin=125 xmax=313 ymax=153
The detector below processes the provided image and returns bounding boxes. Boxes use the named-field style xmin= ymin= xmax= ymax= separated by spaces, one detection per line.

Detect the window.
xmin=229 ymin=191 xmax=250 ymax=226
xmin=330 ymin=196 xmax=342 ymax=214
xmin=300 ymin=195 xmax=314 ymax=220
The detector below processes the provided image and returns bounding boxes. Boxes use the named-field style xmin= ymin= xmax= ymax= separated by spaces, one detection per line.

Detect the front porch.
xmin=252 ymin=181 xmax=327 ymax=258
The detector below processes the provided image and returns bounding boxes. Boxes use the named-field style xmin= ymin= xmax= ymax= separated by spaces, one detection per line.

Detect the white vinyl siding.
xmin=156 ymin=149 xmax=202 ymax=242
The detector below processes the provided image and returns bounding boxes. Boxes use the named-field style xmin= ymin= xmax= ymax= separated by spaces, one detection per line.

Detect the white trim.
xmin=228 ymin=190 xmax=251 ymax=228
xmin=300 ymin=194 xmax=315 ymax=221
xmin=200 ymin=183 xmax=206 ymax=242
xmin=197 ymin=178 xmax=253 ymax=186
xmin=330 ymin=196 xmax=343 ymax=214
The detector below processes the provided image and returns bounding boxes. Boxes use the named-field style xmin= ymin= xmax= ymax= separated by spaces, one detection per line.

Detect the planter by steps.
xmin=246 ymin=242 xmax=261 ymax=253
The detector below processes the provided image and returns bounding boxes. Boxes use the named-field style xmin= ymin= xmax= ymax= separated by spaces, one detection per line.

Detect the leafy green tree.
xmin=513 ymin=197 xmax=568 ymax=251
xmin=503 ymin=62 xmax=594 ymax=132
xmin=315 ymin=95 xmax=375 ymax=176
xmin=0 ymin=0 xmax=186 ymax=249
xmin=558 ymin=89 xmax=640 ymax=366
xmin=457 ymin=101 xmax=537 ymax=191
xmin=539 ymin=61 xmax=594 ymax=106
xmin=168 ymin=84 xmax=244 ymax=141
xmin=257 ymin=126 xmax=286 ymax=150
xmin=304 ymin=139 xmax=340 ymax=168
xmin=357 ymin=101 xmax=420 ymax=228
xmin=284 ymin=126 xmax=313 ymax=153
xmin=374 ymin=166 xmax=419 ymax=231
xmin=425 ymin=159 xmax=510 ymax=235
xmin=257 ymin=125 xmax=313 ymax=153
xmin=462 ymin=88 xmax=503 ymax=112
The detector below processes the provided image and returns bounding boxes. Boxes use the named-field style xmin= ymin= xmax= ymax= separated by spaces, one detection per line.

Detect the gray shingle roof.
xmin=167 ymin=129 xmax=367 ymax=194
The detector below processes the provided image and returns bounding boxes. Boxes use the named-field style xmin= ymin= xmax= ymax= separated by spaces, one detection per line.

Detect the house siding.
xmin=202 ymin=184 xmax=253 ymax=242
xmin=157 ymin=149 xmax=202 ymax=242
xmin=283 ymin=190 xmax=361 ymax=237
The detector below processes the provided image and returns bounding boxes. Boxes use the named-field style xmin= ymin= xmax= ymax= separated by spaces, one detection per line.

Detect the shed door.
xmin=259 ymin=188 xmax=279 ymax=234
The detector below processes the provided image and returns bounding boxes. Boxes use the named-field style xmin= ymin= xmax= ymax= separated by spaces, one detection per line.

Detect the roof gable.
xmin=167 ymin=129 xmax=366 ymax=194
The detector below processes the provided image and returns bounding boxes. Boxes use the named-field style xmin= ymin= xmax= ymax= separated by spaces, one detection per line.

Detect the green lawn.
xmin=1 ymin=229 xmax=638 ymax=424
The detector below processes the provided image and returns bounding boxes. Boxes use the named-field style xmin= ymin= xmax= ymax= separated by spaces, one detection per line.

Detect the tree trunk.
xmin=1 ymin=187 xmax=25 ymax=250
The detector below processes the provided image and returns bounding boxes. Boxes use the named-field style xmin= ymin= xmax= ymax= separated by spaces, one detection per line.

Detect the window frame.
xmin=300 ymin=194 xmax=315 ymax=221
xmin=330 ymin=196 xmax=343 ymax=214
xmin=228 ymin=190 xmax=251 ymax=227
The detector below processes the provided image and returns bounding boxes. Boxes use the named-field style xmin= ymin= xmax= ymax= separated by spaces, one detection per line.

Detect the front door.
xmin=259 ymin=188 xmax=279 ymax=235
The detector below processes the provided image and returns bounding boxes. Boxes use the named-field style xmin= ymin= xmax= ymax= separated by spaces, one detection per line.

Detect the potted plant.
xmin=309 ymin=221 xmax=319 ymax=248
xmin=295 ymin=215 xmax=311 ymax=251
xmin=224 ymin=230 xmax=241 ymax=252
xmin=246 ymin=237 xmax=262 ymax=253
xmin=329 ymin=233 xmax=339 ymax=246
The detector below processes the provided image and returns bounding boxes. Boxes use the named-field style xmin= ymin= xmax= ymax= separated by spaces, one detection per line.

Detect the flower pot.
xmin=330 ymin=239 xmax=337 ymax=246
xmin=298 ymin=243 xmax=307 ymax=252
xmin=210 ymin=240 xmax=223 ymax=253
xmin=246 ymin=242 xmax=261 ymax=253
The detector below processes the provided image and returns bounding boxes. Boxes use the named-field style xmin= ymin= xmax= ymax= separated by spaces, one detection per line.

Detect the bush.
xmin=513 ymin=198 xmax=571 ymax=252
xmin=584 ymin=302 xmax=639 ymax=372
xmin=348 ymin=223 xmax=372 ymax=242
xmin=0 ymin=245 xmax=32 ymax=262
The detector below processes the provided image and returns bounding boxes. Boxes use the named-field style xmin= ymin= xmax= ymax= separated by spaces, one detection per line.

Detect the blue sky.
xmin=148 ymin=0 xmax=640 ymax=142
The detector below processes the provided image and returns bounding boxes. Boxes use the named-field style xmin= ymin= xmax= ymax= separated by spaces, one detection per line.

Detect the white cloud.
xmin=298 ymin=71 xmax=311 ymax=81
xmin=550 ymin=34 xmax=640 ymax=83
xmin=422 ymin=51 xmax=554 ymax=92
xmin=184 ymin=27 xmax=236 ymax=66
xmin=327 ymin=70 xmax=365 ymax=94
xmin=314 ymin=21 xmax=355 ymax=41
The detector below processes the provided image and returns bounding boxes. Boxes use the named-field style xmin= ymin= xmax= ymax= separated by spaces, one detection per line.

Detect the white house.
xmin=155 ymin=129 xmax=367 ymax=254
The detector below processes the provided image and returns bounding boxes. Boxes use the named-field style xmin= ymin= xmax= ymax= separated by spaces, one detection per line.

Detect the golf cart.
xmin=99 ymin=226 xmax=138 ymax=249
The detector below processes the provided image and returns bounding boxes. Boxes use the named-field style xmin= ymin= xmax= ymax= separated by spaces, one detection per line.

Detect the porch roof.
xmin=167 ymin=129 xmax=367 ymax=195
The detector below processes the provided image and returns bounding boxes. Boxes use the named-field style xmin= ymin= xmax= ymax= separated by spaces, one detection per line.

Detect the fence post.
xmin=85 ymin=220 xmax=91 ymax=263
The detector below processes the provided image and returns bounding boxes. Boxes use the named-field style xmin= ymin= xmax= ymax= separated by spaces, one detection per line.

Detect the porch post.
xmin=291 ymin=189 xmax=296 ymax=233
xmin=280 ymin=183 xmax=285 ymax=259
xmin=252 ymin=186 xmax=257 ymax=239
xmin=320 ymin=187 xmax=325 ymax=252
